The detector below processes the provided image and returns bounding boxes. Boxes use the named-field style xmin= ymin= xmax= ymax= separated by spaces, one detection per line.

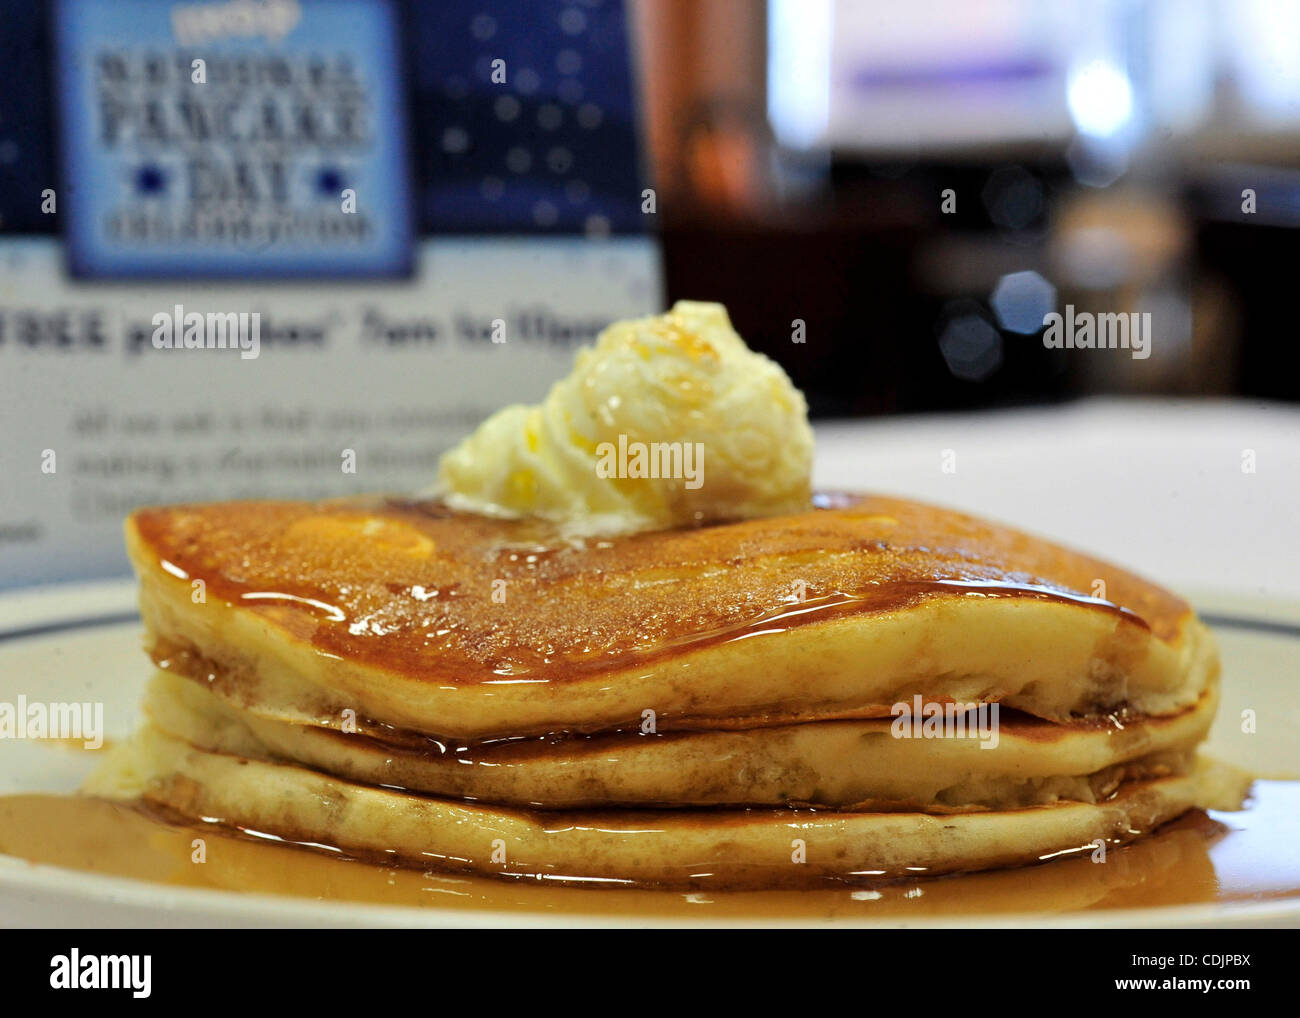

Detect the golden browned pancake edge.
xmin=126 ymin=493 xmax=1214 ymax=740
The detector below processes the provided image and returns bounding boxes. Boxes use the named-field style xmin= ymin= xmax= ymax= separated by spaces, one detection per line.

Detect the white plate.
xmin=1 ymin=579 xmax=1297 ymax=928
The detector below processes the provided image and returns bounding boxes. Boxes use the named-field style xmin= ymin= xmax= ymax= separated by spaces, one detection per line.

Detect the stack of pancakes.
xmin=91 ymin=493 xmax=1243 ymax=888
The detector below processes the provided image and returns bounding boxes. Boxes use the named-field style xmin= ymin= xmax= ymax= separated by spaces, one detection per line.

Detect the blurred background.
xmin=636 ymin=0 xmax=1300 ymax=413
xmin=2 ymin=0 xmax=1299 ymax=585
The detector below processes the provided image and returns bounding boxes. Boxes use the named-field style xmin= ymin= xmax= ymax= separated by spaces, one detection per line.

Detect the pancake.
xmin=142 ymin=667 xmax=1218 ymax=811
xmin=101 ymin=490 xmax=1240 ymax=888
xmin=85 ymin=725 xmax=1250 ymax=890
xmin=125 ymin=493 xmax=1214 ymax=741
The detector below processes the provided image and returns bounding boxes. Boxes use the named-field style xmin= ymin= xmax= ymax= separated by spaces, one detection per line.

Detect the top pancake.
xmin=126 ymin=493 xmax=1212 ymax=739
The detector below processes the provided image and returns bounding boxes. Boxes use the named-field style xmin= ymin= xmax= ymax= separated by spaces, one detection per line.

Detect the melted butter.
xmin=2 ymin=782 xmax=1298 ymax=919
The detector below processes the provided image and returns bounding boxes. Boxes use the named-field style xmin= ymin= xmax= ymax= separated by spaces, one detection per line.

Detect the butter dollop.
xmin=434 ymin=301 xmax=814 ymax=535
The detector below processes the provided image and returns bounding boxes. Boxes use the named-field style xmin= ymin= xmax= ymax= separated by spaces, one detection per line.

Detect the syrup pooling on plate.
xmin=2 ymin=782 xmax=1299 ymax=916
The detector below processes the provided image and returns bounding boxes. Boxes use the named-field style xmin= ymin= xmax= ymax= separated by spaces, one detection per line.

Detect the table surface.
xmin=815 ymin=397 xmax=1300 ymax=601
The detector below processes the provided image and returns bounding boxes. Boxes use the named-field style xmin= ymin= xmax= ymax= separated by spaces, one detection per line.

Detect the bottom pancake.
xmin=85 ymin=725 xmax=1250 ymax=890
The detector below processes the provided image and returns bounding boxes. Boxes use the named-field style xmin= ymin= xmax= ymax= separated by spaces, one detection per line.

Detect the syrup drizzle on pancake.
xmin=130 ymin=492 xmax=1177 ymax=687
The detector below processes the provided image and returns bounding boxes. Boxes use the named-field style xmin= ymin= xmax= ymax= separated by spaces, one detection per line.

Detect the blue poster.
xmin=406 ymin=0 xmax=648 ymax=235
xmin=54 ymin=0 xmax=413 ymax=277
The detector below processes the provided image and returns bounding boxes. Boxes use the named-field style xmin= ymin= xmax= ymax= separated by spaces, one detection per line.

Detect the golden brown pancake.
xmin=126 ymin=493 xmax=1214 ymax=741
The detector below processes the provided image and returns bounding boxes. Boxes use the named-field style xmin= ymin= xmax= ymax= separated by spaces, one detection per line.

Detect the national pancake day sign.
xmin=54 ymin=0 xmax=413 ymax=277
xmin=2 ymin=0 xmax=660 ymax=587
